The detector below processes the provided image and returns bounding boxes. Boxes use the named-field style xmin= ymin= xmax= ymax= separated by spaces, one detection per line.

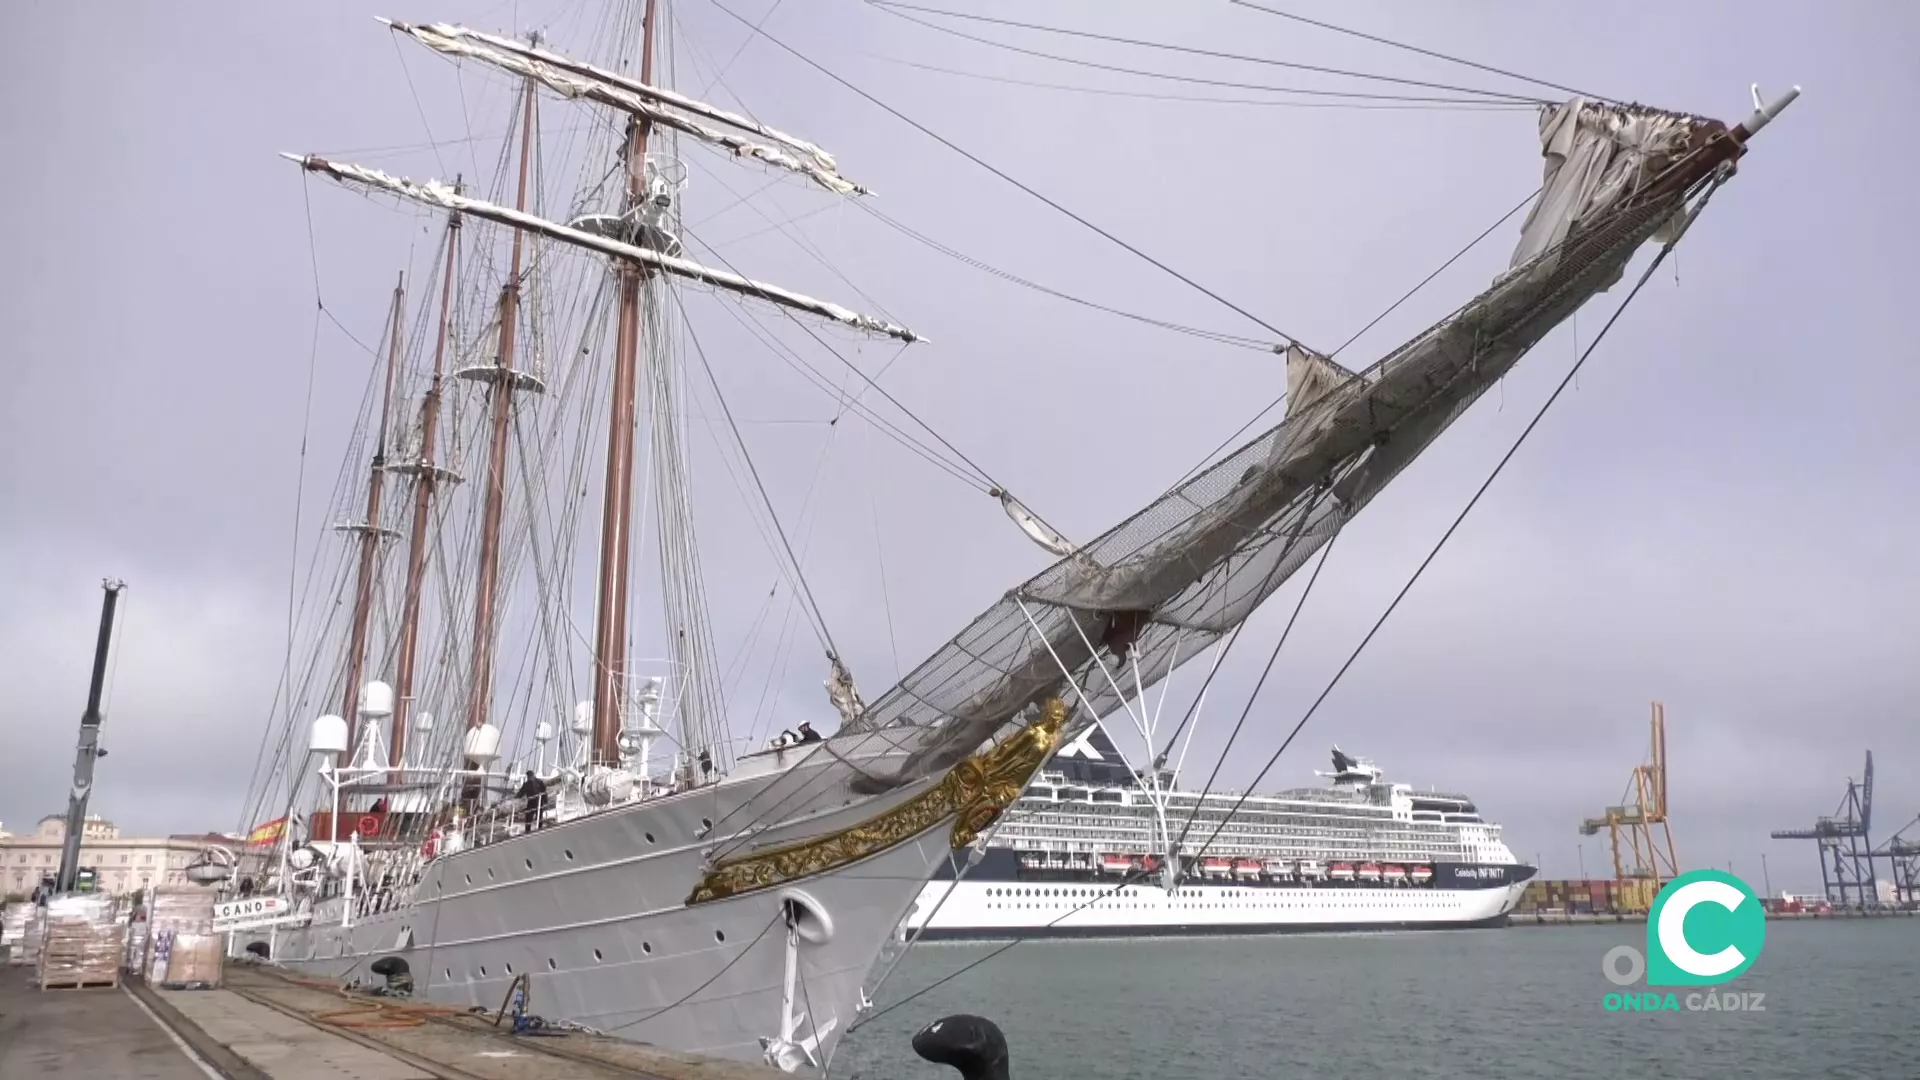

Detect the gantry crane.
xmin=1769 ymin=751 xmax=1877 ymax=908
xmin=1580 ymin=701 xmax=1680 ymax=912
xmin=1868 ymin=813 xmax=1918 ymax=908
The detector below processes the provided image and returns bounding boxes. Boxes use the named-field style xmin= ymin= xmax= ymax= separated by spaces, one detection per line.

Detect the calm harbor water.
xmin=830 ymin=920 xmax=1916 ymax=1080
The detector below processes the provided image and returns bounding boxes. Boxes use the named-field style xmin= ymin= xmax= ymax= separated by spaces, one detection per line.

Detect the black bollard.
xmin=911 ymin=1014 xmax=1011 ymax=1080
xmin=369 ymin=955 xmax=414 ymax=994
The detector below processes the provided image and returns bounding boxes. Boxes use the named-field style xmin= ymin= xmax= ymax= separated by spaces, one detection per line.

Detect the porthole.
xmin=480 ymin=966 xmax=488 ymax=977
xmin=564 ymin=849 xmax=575 ymax=861
xmin=547 ymin=958 xmax=557 ymax=970
xmin=593 ymin=949 xmax=603 ymax=962
xmin=701 ymin=817 xmax=713 ymax=831
xmin=487 ymin=868 xmax=496 ymax=880
xmin=464 ymin=874 xmax=472 ymax=884
xmin=444 ymin=968 xmax=452 ymax=979
xmin=645 ymin=832 xmax=656 ymax=843
xmin=642 ymin=942 xmax=653 ymax=954
xmin=715 ymin=929 xmax=726 ymax=943
xmin=524 ymin=858 xmax=533 ymax=870
xmin=505 ymin=962 xmax=514 ymax=974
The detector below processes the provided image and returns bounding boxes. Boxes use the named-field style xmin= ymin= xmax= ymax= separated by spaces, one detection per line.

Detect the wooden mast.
xmin=340 ymin=272 xmax=407 ymax=757
xmin=391 ymin=196 xmax=463 ymax=770
xmin=465 ymin=66 xmax=541 ymax=742
xmin=588 ymin=0 xmax=660 ymax=768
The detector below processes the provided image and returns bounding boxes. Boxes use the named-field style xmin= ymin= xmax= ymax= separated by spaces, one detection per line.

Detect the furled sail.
xmin=1510 ymin=97 xmax=1705 ymax=278
xmin=385 ymin=21 xmax=871 ymax=198
xmin=840 ymin=99 xmax=1743 ymax=793
xmin=284 ymin=156 xmax=920 ymax=344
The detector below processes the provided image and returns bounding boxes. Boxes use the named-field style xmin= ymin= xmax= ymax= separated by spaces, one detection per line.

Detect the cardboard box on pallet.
xmin=153 ymin=931 xmax=225 ymax=989
xmin=38 ymin=893 xmax=123 ymax=990
xmin=142 ymin=888 xmax=216 ymax=977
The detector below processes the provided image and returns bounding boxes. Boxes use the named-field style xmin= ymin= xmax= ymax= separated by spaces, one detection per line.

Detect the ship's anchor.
xmin=759 ymin=899 xmax=837 ymax=1072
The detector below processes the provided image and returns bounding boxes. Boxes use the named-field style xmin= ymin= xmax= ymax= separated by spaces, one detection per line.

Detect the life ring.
xmin=356 ymin=814 xmax=381 ymax=837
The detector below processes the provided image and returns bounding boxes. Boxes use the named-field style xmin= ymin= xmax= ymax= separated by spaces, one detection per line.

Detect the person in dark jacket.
xmin=514 ymin=771 xmax=548 ymax=830
xmin=796 ymin=721 xmax=823 ymax=743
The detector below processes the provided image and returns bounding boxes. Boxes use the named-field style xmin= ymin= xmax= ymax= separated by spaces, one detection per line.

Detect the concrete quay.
xmin=1 ymin=960 xmax=787 ymax=1080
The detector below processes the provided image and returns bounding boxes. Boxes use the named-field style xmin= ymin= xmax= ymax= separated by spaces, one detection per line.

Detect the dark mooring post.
xmin=55 ymin=578 xmax=126 ymax=894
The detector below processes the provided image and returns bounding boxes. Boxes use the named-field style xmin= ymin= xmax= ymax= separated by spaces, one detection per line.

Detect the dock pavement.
xmin=1 ymin=958 xmax=787 ymax=1080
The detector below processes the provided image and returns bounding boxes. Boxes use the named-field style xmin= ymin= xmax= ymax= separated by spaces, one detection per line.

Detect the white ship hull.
xmin=258 ymin=746 xmax=955 ymax=1069
xmin=901 ymin=875 xmax=1527 ymax=939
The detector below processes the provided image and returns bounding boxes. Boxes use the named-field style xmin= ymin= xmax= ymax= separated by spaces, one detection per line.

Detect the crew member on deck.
xmin=514 ymin=771 xmax=548 ymax=831
xmin=796 ymin=721 xmax=823 ymax=744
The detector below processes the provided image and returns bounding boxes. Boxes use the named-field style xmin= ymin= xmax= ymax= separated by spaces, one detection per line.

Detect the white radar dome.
xmin=310 ymin=714 xmax=349 ymax=756
xmin=463 ymin=722 xmax=502 ymax=764
xmin=358 ymin=680 xmax=395 ymax=718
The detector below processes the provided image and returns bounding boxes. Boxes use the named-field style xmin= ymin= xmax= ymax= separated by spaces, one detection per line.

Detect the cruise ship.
xmin=901 ymin=729 xmax=1534 ymax=939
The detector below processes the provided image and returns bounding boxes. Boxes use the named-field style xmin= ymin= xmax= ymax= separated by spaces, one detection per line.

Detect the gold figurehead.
xmin=684 ymin=698 xmax=1072 ymax=905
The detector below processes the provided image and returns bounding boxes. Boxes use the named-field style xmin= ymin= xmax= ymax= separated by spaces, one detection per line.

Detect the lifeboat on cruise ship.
xmin=1261 ymin=858 xmax=1295 ymax=880
xmin=1356 ymin=862 xmax=1382 ymax=882
xmin=1200 ymin=857 xmax=1233 ymax=878
xmin=1233 ymin=858 xmax=1262 ymax=880
xmin=1099 ymin=853 xmax=1134 ymax=874
xmin=1329 ymin=862 xmax=1356 ymax=881
xmin=1410 ymin=864 xmax=1434 ymax=884
xmin=1381 ymin=864 xmax=1407 ymax=882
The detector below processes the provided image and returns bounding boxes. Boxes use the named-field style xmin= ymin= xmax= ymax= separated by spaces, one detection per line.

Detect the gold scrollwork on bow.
xmin=685 ymin=698 xmax=1070 ymax=906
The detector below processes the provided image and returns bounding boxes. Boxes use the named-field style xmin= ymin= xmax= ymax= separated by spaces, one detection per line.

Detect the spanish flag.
xmin=246 ymin=816 xmax=288 ymax=847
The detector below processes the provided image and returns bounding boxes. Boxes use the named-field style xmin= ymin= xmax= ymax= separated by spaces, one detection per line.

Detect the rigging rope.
xmin=1227 ymin=0 xmax=1617 ymax=105
xmin=848 ymin=170 xmax=1728 ymax=1023
xmin=848 ymin=866 xmax=1158 ymax=1034
xmin=867 ymin=54 xmax=1540 ymax=111
xmin=1183 ymin=175 xmax=1725 ymax=864
xmin=708 ymin=0 xmax=1309 ymax=348
xmin=866 ymin=1 xmax=1553 ymax=105
xmin=677 ymin=295 xmax=841 ymax=661
xmin=1165 ymin=522 xmax=1344 ymax=854
xmin=680 ymin=228 xmax=1002 ymax=494
xmin=1165 ymin=184 xmax=1543 ymax=493
xmin=855 ymin=201 xmax=1283 ymax=352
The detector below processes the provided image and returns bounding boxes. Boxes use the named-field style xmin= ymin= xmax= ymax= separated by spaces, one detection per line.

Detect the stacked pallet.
xmin=146 ymin=888 xmax=223 ymax=989
xmin=38 ymin=894 xmax=123 ymax=990
xmin=124 ymin=916 xmax=150 ymax=974
xmin=12 ymin=909 xmax=45 ymax=968
xmin=1 ymin=906 xmax=29 ymax=963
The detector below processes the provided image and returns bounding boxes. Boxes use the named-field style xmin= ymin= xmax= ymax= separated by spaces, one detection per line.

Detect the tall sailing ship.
xmin=198 ymin=2 xmax=1800 ymax=1074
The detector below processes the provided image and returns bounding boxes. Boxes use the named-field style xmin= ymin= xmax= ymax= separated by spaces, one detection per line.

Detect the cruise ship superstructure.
xmin=904 ymin=731 xmax=1534 ymax=939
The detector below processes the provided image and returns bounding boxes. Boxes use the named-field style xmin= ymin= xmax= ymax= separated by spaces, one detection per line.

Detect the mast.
xmin=589 ymin=0 xmax=659 ymax=768
xmin=339 ymin=273 xmax=407 ymax=754
xmin=56 ymin=579 xmax=125 ymax=894
xmin=391 ymin=199 xmax=463 ymax=769
xmin=465 ymin=65 xmax=541 ymax=740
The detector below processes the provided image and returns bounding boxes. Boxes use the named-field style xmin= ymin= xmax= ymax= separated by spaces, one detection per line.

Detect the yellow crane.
xmin=1579 ymin=701 xmax=1680 ymax=912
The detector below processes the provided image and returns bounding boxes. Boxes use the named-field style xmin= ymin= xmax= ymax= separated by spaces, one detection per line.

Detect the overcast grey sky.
xmin=2 ymin=0 xmax=1915 ymax=894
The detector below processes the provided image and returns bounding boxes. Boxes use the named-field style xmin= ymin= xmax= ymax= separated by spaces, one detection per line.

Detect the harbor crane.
xmin=1769 ymin=750 xmax=1877 ymax=908
xmin=1868 ymin=814 xmax=1919 ymax=907
xmin=1579 ymin=701 xmax=1680 ymax=912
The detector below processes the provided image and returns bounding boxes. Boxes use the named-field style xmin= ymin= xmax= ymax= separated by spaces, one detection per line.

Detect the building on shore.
xmin=1 ymin=814 xmax=238 ymax=899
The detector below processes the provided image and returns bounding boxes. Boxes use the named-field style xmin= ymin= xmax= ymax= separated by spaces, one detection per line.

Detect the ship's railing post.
xmin=342 ymin=832 xmax=358 ymax=929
